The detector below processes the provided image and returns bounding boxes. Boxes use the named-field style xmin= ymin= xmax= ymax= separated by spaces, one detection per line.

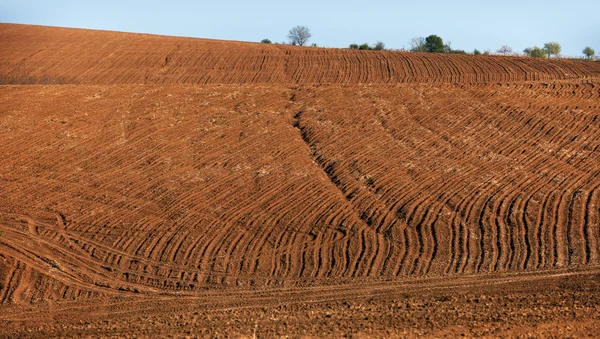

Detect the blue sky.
xmin=1 ymin=0 xmax=598 ymax=56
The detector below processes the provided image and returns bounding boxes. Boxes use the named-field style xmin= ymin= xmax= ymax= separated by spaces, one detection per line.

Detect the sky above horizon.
xmin=1 ymin=0 xmax=598 ymax=57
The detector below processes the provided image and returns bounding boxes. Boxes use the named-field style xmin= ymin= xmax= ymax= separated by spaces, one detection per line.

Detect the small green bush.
xmin=523 ymin=47 xmax=547 ymax=58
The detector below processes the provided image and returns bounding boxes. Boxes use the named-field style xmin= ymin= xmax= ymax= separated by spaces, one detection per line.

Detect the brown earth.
xmin=1 ymin=24 xmax=600 ymax=338
xmin=2 ymin=23 xmax=600 ymax=86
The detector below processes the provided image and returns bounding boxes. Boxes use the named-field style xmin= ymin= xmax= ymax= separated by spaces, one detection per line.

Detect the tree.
xmin=261 ymin=39 xmax=271 ymax=44
xmin=425 ymin=35 xmax=445 ymax=53
xmin=287 ymin=26 xmax=311 ymax=46
xmin=409 ymin=37 xmax=427 ymax=52
xmin=496 ymin=45 xmax=513 ymax=55
xmin=523 ymin=47 xmax=547 ymax=58
xmin=444 ymin=41 xmax=453 ymax=53
xmin=359 ymin=43 xmax=371 ymax=50
xmin=349 ymin=43 xmax=359 ymax=50
xmin=473 ymin=49 xmax=481 ymax=55
xmin=543 ymin=42 xmax=561 ymax=58
xmin=583 ymin=47 xmax=595 ymax=60
xmin=373 ymin=41 xmax=385 ymax=51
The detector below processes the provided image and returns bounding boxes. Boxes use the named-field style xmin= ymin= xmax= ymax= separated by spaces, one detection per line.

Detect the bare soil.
xmin=1 ymin=24 xmax=600 ymax=338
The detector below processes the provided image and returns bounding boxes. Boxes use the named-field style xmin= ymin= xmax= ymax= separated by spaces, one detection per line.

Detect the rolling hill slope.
xmin=1 ymin=23 xmax=599 ymax=85
xmin=1 ymin=23 xmax=600 ymax=338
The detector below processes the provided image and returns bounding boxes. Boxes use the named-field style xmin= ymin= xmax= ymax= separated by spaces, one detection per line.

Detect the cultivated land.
xmin=1 ymin=23 xmax=600 ymax=337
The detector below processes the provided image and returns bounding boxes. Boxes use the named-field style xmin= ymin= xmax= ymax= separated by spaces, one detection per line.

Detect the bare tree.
xmin=287 ymin=26 xmax=311 ymax=46
xmin=409 ymin=37 xmax=427 ymax=52
xmin=444 ymin=41 xmax=453 ymax=53
xmin=496 ymin=45 xmax=513 ymax=55
xmin=373 ymin=41 xmax=385 ymax=50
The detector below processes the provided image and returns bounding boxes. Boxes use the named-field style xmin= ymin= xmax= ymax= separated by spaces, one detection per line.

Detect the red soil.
xmin=1 ymin=23 xmax=599 ymax=85
xmin=1 ymin=24 xmax=600 ymax=338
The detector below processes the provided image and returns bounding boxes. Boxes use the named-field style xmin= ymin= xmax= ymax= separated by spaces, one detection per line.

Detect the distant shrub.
xmin=311 ymin=43 xmax=318 ymax=47
xmin=523 ymin=46 xmax=547 ymax=58
xmin=448 ymin=49 xmax=467 ymax=54
xmin=261 ymin=39 xmax=272 ymax=44
xmin=351 ymin=42 xmax=385 ymax=51
xmin=473 ymin=49 xmax=481 ymax=55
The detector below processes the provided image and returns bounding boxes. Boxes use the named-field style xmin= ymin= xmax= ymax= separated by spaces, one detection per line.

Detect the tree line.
xmin=261 ymin=27 xmax=597 ymax=60
xmin=411 ymin=35 xmax=596 ymax=59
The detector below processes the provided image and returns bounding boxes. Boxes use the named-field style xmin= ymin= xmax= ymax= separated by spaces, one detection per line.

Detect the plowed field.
xmin=2 ymin=24 xmax=600 ymax=85
xmin=1 ymin=24 xmax=600 ymax=338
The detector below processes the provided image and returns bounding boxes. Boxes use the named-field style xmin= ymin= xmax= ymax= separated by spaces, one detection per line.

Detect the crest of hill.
xmin=1 ymin=23 xmax=599 ymax=85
